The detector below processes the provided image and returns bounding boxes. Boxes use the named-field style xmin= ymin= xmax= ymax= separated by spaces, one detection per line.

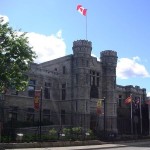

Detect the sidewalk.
xmin=3 ymin=143 xmax=128 ymax=150
xmin=1 ymin=139 xmax=150 ymax=149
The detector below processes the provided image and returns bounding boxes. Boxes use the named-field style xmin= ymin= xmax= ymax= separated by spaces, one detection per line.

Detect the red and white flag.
xmin=77 ymin=5 xmax=87 ymax=16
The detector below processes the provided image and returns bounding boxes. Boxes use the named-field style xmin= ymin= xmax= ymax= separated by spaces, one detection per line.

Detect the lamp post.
xmin=9 ymin=113 xmax=13 ymax=141
xmin=39 ymin=87 xmax=43 ymax=141
xmin=0 ymin=93 xmax=4 ymax=142
xmin=103 ymin=97 xmax=106 ymax=138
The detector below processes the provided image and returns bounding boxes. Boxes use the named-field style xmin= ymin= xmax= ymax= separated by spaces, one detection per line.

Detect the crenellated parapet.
xmin=100 ymin=50 xmax=118 ymax=67
xmin=72 ymin=40 xmax=92 ymax=56
xmin=73 ymin=40 xmax=92 ymax=47
xmin=100 ymin=50 xmax=117 ymax=57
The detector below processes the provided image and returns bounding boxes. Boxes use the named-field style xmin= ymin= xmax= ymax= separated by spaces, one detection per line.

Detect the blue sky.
xmin=0 ymin=0 xmax=150 ymax=96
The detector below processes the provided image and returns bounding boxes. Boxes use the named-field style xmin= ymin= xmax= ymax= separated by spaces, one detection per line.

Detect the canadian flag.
xmin=77 ymin=5 xmax=87 ymax=16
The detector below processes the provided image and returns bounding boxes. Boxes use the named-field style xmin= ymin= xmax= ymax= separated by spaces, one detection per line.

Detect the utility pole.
xmin=0 ymin=93 xmax=4 ymax=142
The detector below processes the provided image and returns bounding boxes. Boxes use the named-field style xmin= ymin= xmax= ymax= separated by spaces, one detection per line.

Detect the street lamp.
xmin=9 ymin=113 xmax=13 ymax=141
xmin=103 ymin=97 xmax=106 ymax=138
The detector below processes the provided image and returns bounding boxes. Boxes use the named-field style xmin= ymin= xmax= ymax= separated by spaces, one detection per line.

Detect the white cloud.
xmin=147 ymin=92 xmax=150 ymax=97
xmin=117 ymin=56 xmax=150 ymax=79
xmin=91 ymin=53 xmax=100 ymax=61
xmin=0 ymin=14 xmax=9 ymax=23
xmin=0 ymin=14 xmax=66 ymax=63
xmin=26 ymin=30 xmax=66 ymax=63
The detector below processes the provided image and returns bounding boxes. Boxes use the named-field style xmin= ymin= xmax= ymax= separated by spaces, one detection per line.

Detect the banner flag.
xmin=34 ymin=90 xmax=41 ymax=111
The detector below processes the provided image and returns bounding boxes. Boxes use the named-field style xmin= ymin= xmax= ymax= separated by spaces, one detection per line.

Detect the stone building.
xmin=1 ymin=40 xmax=148 ymax=135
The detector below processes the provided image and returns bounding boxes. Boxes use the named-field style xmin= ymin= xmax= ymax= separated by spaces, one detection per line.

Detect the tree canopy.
xmin=0 ymin=17 xmax=36 ymax=93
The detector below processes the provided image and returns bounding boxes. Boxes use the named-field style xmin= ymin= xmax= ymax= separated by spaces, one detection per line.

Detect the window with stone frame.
xmin=62 ymin=83 xmax=66 ymax=100
xmin=90 ymin=70 xmax=99 ymax=98
xmin=28 ymin=80 xmax=36 ymax=97
xmin=26 ymin=108 xmax=34 ymax=122
xmin=63 ymin=66 xmax=66 ymax=74
xmin=44 ymin=82 xmax=51 ymax=99
xmin=43 ymin=109 xmax=50 ymax=124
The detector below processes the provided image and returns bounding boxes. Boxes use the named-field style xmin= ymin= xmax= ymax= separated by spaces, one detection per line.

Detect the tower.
xmin=100 ymin=50 xmax=118 ymax=133
xmin=72 ymin=40 xmax=92 ymax=128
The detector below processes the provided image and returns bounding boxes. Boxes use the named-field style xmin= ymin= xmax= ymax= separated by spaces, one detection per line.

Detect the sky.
xmin=0 ymin=0 xmax=150 ymax=96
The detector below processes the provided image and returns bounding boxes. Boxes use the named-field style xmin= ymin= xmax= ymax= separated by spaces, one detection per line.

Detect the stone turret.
xmin=73 ymin=40 xmax=92 ymax=57
xmin=72 ymin=40 xmax=92 ymax=128
xmin=100 ymin=50 xmax=118 ymax=133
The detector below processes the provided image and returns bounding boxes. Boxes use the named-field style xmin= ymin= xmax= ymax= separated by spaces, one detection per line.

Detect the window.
xmin=61 ymin=110 xmax=65 ymax=125
xmin=90 ymin=85 xmax=98 ymax=98
xmin=75 ymin=101 xmax=78 ymax=112
xmin=118 ymin=95 xmax=122 ymax=107
xmin=27 ymin=108 xmax=34 ymax=122
xmin=76 ymin=74 xmax=78 ymax=84
xmin=97 ymin=77 xmax=99 ymax=87
xmin=43 ymin=109 xmax=50 ymax=123
xmin=44 ymin=82 xmax=51 ymax=99
xmin=28 ymin=80 xmax=36 ymax=97
xmin=63 ymin=66 xmax=66 ymax=74
xmin=62 ymin=84 xmax=66 ymax=100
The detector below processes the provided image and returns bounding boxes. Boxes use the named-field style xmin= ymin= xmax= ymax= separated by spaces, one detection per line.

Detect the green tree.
xmin=0 ymin=17 xmax=36 ymax=93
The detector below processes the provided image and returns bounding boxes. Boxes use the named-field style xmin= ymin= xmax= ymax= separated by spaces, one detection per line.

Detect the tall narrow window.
xmin=75 ymin=101 xmax=78 ymax=112
xmin=63 ymin=66 xmax=66 ymax=74
xmin=93 ymin=76 xmax=95 ymax=85
xmin=118 ymin=95 xmax=122 ymax=107
xmin=61 ymin=110 xmax=65 ymax=125
xmin=44 ymin=82 xmax=51 ymax=99
xmin=76 ymin=74 xmax=78 ymax=84
xmin=43 ymin=109 xmax=50 ymax=124
xmin=28 ymin=80 xmax=36 ymax=97
xmin=62 ymin=83 xmax=66 ymax=100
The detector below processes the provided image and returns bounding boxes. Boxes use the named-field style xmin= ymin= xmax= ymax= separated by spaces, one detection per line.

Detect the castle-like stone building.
xmin=2 ymin=40 xmax=148 ymax=135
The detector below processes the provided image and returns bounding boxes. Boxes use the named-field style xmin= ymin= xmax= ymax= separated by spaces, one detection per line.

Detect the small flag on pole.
xmin=125 ymin=96 xmax=132 ymax=104
xmin=77 ymin=4 xmax=87 ymax=16
xmin=34 ymin=90 xmax=41 ymax=111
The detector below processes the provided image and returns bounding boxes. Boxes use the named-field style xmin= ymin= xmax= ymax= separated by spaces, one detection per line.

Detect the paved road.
xmin=4 ymin=140 xmax=150 ymax=150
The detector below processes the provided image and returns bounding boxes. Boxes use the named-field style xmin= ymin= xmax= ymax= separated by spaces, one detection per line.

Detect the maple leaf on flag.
xmin=77 ymin=4 xmax=87 ymax=16
xmin=124 ymin=96 xmax=132 ymax=104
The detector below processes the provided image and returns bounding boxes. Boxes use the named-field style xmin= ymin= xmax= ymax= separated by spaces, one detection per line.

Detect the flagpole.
xmin=139 ymin=96 xmax=142 ymax=134
xmin=86 ymin=11 xmax=87 ymax=40
xmin=130 ymin=94 xmax=133 ymax=135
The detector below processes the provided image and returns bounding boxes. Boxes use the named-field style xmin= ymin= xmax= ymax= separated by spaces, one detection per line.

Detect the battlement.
xmin=73 ymin=40 xmax=92 ymax=48
xmin=72 ymin=40 xmax=92 ymax=56
xmin=101 ymin=50 xmax=117 ymax=57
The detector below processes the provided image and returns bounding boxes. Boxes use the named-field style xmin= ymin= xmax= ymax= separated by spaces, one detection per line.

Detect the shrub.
xmin=49 ymin=128 xmax=58 ymax=141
